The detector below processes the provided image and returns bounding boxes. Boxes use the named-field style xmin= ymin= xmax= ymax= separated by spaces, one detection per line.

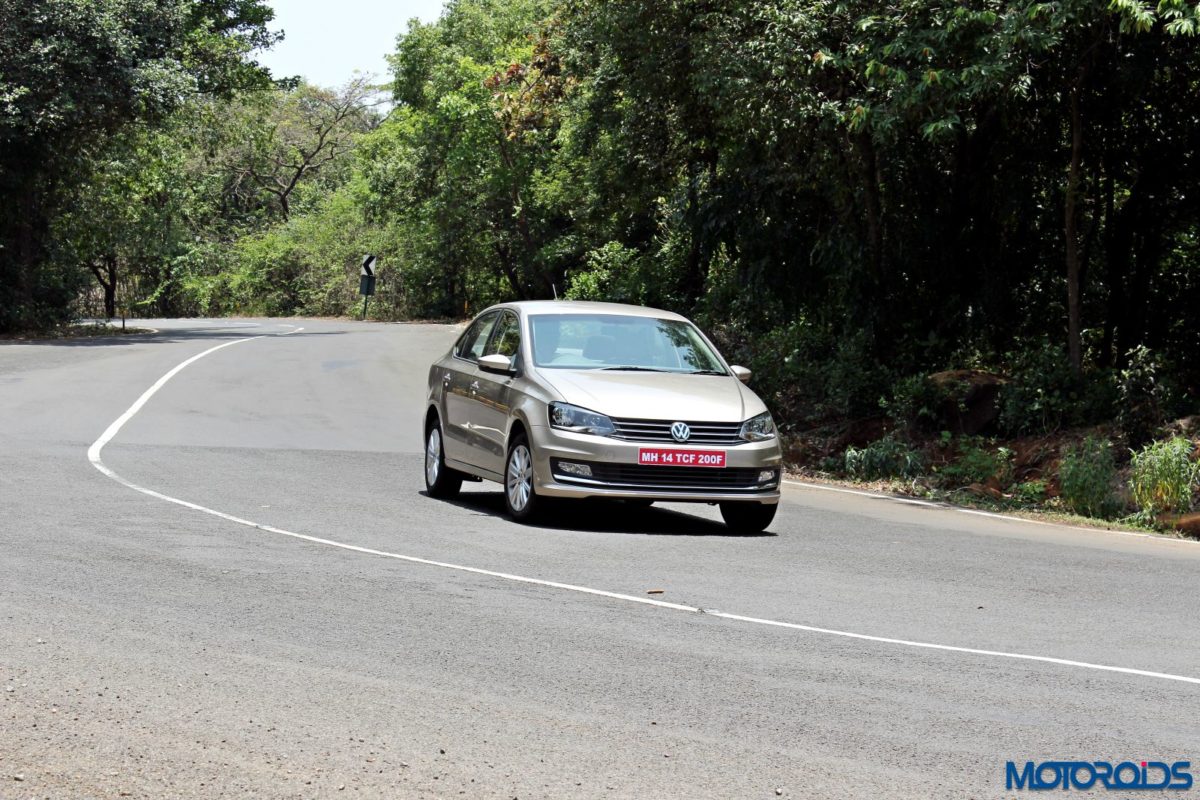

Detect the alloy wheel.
xmin=425 ymin=426 xmax=442 ymax=486
xmin=506 ymin=444 xmax=533 ymax=512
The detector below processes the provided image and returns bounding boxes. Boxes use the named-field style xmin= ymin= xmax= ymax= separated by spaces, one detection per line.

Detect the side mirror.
xmin=730 ymin=365 xmax=752 ymax=383
xmin=478 ymin=353 xmax=515 ymax=375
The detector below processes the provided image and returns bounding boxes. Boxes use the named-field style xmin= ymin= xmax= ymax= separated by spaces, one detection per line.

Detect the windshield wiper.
xmin=600 ymin=366 xmax=669 ymax=372
xmin=688 ymin=370 xmax=728 ymax=376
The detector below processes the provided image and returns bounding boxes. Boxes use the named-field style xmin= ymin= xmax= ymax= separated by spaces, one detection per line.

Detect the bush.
xmin=227 ymin=188 xmax=401 ymax=319
xmin=997 ymin=340 xmax=1119 ymax=436
xmin=1117 ymin=346 xmax=1171 ymax=447
xmin=710 ymin=319 xmax=892 ymax=427
xmin=937 ymin=436 xmax=1013 ymax=487
xmin=998 ymin=340 xmax=1082 ymax=435
xmin=884 ymin=374 xmax=956 ymax=433
xmin=565 ymin=242 xmax=645 ymax=304
xmin=1013 ymin=479 xmax=1047 ymax=505
xmin=844 ymin=436 xmax=926 ymax=480
xmin=822 ymin=330 xmax=890 ymax=420
xmin=1129 ymin=437 xmax=1200 ymax=518
xmin=1058 ymin=436 xmax=1119 ymax=518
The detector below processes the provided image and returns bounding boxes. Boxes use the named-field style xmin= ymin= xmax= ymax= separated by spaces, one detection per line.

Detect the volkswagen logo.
xmin=670 ymin=422 xmax=691 ymax=442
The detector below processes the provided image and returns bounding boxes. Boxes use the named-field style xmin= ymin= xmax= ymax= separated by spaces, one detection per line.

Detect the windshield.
xmin=529 ymin=313 xmax=727 ymax=374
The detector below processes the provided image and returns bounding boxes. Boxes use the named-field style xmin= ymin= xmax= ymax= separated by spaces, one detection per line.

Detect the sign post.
xmin=359 ymin=254 xmax=377 ymax=320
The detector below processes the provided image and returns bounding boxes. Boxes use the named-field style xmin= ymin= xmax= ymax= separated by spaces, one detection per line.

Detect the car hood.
xmin=535 ymin=369 xmax=766 ymax=422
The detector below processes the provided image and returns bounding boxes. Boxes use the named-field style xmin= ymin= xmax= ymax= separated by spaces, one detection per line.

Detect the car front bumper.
xmin=527 ymin=424 xmax=782 ymax=504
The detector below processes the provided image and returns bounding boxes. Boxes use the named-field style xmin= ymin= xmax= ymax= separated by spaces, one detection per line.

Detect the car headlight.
xmin=548 ymin=402 xmax=615 ymax=436
xmin=739 ymin=411 xmax=776 ymax=442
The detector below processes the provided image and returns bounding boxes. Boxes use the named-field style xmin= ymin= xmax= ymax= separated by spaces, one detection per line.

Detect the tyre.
xmin=719 ymin=501 xmax=777 ymax=534
xmin=504 ymin=431 xmax=542 ymax=522
xmin=424 ymin=418 xmax=463 ymax=499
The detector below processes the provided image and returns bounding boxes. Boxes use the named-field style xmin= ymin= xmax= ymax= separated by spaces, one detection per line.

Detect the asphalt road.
xmin=1 ymin=318 xmax=1198 ymax=799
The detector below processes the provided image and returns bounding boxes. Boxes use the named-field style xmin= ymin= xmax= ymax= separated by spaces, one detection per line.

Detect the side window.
xmin=485 ymin=312 xmax=521 ymax=359
xmin=455 ymin=312 xmax=500 ymax=361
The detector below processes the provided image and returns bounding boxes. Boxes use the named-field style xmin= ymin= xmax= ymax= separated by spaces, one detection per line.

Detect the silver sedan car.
xmin=423 ymin=301 xmax=782 ymax=533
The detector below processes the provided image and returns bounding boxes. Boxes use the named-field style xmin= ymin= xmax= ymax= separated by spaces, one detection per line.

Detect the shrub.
xmin=884 ymin=374 xmax=956 ymax=433
xmin=998 ymin=340 xmax=1081 ymax=435
xmin=1058 ymin=436 xmax=1118 ymax=518
xmin=937 ymin=437 xmax=1013 ymax=487
xmin=1117 ymin=346 xmax=1170 ymax=447
xmin=1013 ymin=479 xmax=1047 ymax=505
xmin=817 ymin=455 xmax=843 ymax=474
xmin=844 ymin=436 xmax=926 ymax=480
xmin=712 ymin=319 xmax=891 ymax=427
xmin=822 ymin=330 xmax=890 ymax=421
xmin=997 ymin=340 xmax=1118 ymax=436
xmin=565 ymin=242 xmax=645 ymax=304
xmin=1129 ymin=437 xmax=1200 ymax=518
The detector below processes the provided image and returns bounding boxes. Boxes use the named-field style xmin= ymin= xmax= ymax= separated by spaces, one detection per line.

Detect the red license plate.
xmin=638 ymin=448 xmax=727 ymax=468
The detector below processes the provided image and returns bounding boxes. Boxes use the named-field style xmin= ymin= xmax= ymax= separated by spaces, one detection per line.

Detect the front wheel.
xmin=719 ymin=502 xmax=777 ymax=534
xmin=504 ymin=432 xmax=542 ymax=522
xmin=425 ymin=420 xmax=462 ymax=499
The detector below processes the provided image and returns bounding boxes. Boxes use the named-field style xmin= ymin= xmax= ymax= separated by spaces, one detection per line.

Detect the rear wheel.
xmin=504 ymin=432 xmax=542 ymax=522
xmin=425 ymin=419 xmax=463 ymax=499
xmin=719 ymin=502 xmax=777 ymax=534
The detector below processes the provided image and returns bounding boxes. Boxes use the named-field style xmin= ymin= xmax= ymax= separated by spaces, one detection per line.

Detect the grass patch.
xmin=0 ymin=322 xmax=154 ymax=341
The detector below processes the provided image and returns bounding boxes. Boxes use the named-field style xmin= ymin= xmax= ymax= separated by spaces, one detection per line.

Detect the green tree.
xmin=360 ymin=0 xmax=565 ymax=314
xmin=53 ymin=129 xmax=195 ymax=319
xmin=0 ymin=0 xmax=277 ymax=330
xmin=223 ymin=78 xmax=382 ymax=221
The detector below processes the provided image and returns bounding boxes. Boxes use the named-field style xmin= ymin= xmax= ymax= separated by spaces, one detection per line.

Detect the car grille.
xmin=609 ymin=418 xmax=745 ymax=445
xmin=552 ymin=460 xmax=776 ymax=493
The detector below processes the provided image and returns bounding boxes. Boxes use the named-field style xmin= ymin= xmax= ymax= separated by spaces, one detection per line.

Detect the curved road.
xmin=1 ymin=318 xmax=1197 ymax=799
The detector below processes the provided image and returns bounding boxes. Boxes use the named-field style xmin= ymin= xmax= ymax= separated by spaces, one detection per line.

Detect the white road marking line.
xmin=88 ymin=337 xmax=263 ymax=464
xmin=783 ymin=479 xmax=1194 ymax=544
xmin=86 ymin=331 xmax=1200 ymax=688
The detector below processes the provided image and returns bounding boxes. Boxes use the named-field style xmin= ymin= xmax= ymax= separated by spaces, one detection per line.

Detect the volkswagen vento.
xmin=423 ymin=301 xmax=782 ymax=533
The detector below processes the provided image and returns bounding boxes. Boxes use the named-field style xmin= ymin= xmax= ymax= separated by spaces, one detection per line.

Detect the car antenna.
xmin=552 ymin=283 xmax=558 ymax=300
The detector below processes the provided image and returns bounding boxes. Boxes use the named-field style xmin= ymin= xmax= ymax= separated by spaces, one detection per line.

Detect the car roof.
xmin=490 ymin=300 xmax=688 ymax=321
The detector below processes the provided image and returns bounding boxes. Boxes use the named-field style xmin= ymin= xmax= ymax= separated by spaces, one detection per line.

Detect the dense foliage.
xmin=0 ymin=0 xmax=279 ymax=329
xmin=3 ymin=0 xmax=1199 ymax=444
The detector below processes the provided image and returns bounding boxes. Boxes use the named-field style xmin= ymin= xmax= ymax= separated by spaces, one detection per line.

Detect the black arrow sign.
xmin=361 ymin=254 xmax=377 ymax=277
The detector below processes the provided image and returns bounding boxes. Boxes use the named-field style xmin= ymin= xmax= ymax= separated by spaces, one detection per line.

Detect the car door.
xmin=442 ymin=310 xmax=499 ymax=467
xmin=468 ymin=310 xmax=522 ymax=475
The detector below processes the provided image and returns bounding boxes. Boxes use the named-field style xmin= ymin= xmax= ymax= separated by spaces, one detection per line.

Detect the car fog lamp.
xmin=558 ymin=462 xmax=593 ymax=478
xmin=758 ymin=470 xmax=779 ymax=485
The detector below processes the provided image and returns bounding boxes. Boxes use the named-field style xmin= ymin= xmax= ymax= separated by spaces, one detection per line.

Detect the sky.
xmin=257 ymin=0 xmax=446 ymax=89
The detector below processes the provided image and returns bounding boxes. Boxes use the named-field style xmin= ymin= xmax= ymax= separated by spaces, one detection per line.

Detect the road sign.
xmin=359 ymin=254 xmax=377 ymax=319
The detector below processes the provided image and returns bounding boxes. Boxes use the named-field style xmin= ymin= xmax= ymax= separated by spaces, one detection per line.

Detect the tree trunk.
xmin=104 ymin=282 xmax=116 ymax=320
xmin=1064 ymin=71 xmax=1086 ymax=374
xmin=89 ymin=254 xmax=118 ymax=319
xmin=844 ymin=128 xmax=886 ymax=329
xmin=492 ymin=241 xmax=527 ymax=300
